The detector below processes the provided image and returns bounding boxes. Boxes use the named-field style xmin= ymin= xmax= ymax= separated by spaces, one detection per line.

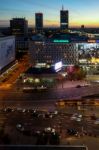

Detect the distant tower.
xmin=62 ymin=5 xmax=64 ymax=10
xmin=81 ymin=25 xmax=85 ymax=30
xmin=81 ymin=25 xmax=85 ymax=33
xmin=60 ymin=6 xmax=69 ymax=30
xmin=35 ymin=13 xmax=43 ymax=32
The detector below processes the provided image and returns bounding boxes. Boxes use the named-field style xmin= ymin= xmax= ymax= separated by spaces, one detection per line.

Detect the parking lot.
xmin=0 ymin=106 xmax=98 ymax=149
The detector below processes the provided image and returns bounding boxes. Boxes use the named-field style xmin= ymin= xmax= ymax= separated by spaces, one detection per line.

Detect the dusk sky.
xmin=0 ymin=0 xmax=99 ymax=27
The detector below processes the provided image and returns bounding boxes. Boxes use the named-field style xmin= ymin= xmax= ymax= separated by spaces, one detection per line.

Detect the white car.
xmin=70 ymin=116 xmax=77 ymax=120
xmin=71 ymin=113 xmax=82 ymax=121
xmin=78 ymin=114 xmax=82 ymax=118
xmin=76 ymin=117 xmax=82 ymax=122
xmin=16 ymin=124 xmax=24 ymax=131
xmin=94 ymin=120 xmax=99 ymax=125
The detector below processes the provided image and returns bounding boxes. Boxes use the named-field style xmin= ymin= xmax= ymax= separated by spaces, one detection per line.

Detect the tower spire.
xmin=62 ymin=5 xmax=64 ymax=10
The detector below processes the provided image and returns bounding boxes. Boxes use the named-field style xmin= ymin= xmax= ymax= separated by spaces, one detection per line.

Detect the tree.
xmin=67 ymin=65 xmax=86 ymax=80
xmin=49 ymin=132 xmax=60 ymax=145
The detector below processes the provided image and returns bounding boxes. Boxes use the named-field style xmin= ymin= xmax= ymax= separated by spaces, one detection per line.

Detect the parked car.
xmin=70 ymin=113 xmax=82 ymax=121
xmin=67 ymin=129 xmax=78 ymax=136
xmin=16 ymin=124 xmax=24 ymax=132
xmin=94 ymin=119 xmax=99 ymax=125
xmin=76 ymin=85 xmax=81 ymax=88
xmin=76 ymin=117 xmax=82 ymax=122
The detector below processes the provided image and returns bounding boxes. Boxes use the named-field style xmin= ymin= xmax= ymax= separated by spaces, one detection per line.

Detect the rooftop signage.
xmin=53 ymin=39 xmax=69 ymax=43
xmin=88 ymin=40 xmax=96 ymax=43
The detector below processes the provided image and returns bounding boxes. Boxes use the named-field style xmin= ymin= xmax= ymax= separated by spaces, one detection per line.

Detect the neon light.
xmin=88 ymin=40 xmax=96 ymax=43
xmin=53 ymin=40 xmax=69 ymax=43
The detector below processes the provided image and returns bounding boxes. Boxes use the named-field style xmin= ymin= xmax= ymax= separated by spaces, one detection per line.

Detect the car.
xmin=76 ymin=117 xmax=82 ymax=122
xmin=45 ymin=113 xmax=50 ymax=119
xmin=45 ymin=127 xmax=52 ymax=132
xmin=78 ymin=114 xmax=82 ymax=118
xmin=90 ymin=115 xmax=97 ymax=120
xmin=70 ymin=116 xmax=77 ymax=120
xmin=22 ymin=109 xmax=26 ymax=113
xmin=94 ymin=119 xmax=99 ymax=125
xmin=32 ymin=110 xmax=39 ymax=118
xmin=32 ymin=130 xmax=41 ymax=137
xmin=17 ymin=108 xmax=23 ymax=112
xmin=16 ymin=124 xmax=24 ymax=132
xmin=23 ymin=87 xmax=35 ymax=92
xmin=71 ymin=113 xmax=82 ymax=121
xmin=76 ymin=85 xmax=81 ymax=88
xmin=67 ymin=129 xmax=78 ymax=136
xmin=83 ymin=83 xmax=90 ymax=87
xmin=51 ymin=110 xmax=58 ymax=115
xmin=3 ymin=108 xmax=13 ymax=113
xmin=37 ymin=86 xmax=47 ymax=90
xmin=44 ymin=127 xmax=56 ymax=133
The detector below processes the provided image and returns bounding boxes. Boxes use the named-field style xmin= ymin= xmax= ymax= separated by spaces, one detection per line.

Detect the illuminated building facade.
xmin=77 ymin=42 xmax=99 ymax=64
xmin=29 ymin=33 xmax=99 ymax=75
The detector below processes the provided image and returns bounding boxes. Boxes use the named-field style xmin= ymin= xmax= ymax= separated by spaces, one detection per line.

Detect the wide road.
xmin=0 ymin=83 xmax=99 ymax=109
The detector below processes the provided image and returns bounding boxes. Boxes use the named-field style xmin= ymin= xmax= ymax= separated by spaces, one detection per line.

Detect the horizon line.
xmin=0 ymin=25 xmax=99 ymax=29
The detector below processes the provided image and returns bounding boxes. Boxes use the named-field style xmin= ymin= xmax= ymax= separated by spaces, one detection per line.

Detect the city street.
xmin=0 ymin=82 xmax=99 ymax=107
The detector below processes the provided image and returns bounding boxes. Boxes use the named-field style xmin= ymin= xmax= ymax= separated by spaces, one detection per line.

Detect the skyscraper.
xmin=60 ymin=6 xmax=69 ymax=30
xmin=35 ymin=13 xmax=43 ymax=32
xmin=10 ymin=18 xmax=28 ymax=36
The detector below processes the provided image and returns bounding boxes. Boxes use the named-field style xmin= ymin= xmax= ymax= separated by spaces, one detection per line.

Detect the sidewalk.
xmin=61 ymin=136 xmax=99 ymax=150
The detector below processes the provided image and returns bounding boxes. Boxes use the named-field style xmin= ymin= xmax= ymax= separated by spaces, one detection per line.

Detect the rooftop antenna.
xmin=62 ymin=5 xmax=64 ymax=10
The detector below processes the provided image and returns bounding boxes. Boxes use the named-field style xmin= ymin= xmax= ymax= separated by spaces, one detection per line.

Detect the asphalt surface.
xmin=0 ymin=82 xmax=99 ymax=109
xmin=0 ymin=107 xmax=98 ymax=150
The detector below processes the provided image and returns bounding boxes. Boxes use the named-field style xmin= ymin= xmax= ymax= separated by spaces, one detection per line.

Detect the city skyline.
xmin=0 ymin=0 xmax=99 ymax=27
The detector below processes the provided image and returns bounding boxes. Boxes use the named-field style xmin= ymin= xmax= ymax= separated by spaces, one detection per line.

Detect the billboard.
xmin=54 ymin=61 xmax=62 ymax=72
xmin=0 ymin=36 xmax=15 ymax=71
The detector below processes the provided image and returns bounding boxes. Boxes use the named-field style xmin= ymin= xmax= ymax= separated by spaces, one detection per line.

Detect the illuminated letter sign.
xmin=53 ymin=40 xmax=69 ymax=43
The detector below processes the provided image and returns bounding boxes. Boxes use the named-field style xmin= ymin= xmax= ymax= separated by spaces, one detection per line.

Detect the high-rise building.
xmin=81 ymin=25 xmax=85 ymax=29
xmin=81 ymin=25 xmax=85 ymax=33
xmin=10 ymin=18 xmax=28 ymax=36
xmin=35 ymin=13 xmax=43 ymax=32
xmin=60 ymin=6 xmax=69 ymax=30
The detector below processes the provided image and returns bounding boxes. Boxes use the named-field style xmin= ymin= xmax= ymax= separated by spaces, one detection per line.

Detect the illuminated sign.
xmin=53 ymin=40 xmax=69 ymax=43
xmin=96 ymin=40 xmax=99 ymax=43
xmin=54 ymin=61 xmax=62 ymax=72
xmin=91 ymin=57 xmax=99 ymax=64
xmin=88 ymin=40 xmax=95 ymax=43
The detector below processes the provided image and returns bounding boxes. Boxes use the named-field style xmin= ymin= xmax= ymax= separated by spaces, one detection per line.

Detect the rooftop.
xmin=25 ymin=67 xmax=57 ymax=75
